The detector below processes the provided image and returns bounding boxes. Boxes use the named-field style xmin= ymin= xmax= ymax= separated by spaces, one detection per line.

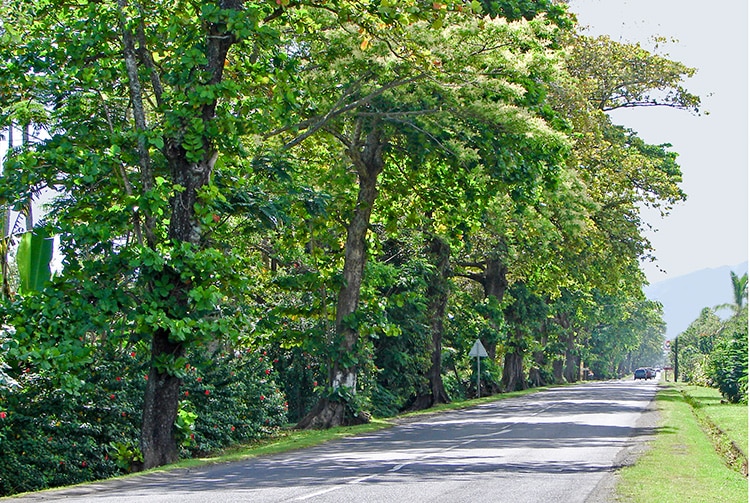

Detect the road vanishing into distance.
xmin=8 ymin=379 xmax=660 ymax=503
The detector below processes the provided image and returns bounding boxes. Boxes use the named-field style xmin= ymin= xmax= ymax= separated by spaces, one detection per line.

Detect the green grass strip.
xmin=616 ymin=385 xmax=748 ymax=503
xmin=678 ymin=385 xmax=748 ymax=459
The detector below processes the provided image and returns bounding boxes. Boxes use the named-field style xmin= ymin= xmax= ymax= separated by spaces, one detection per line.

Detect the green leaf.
xmin=149 ymin=135 xmax=165 ymax=150
xmin=17 ymin=230 xmax=53 ymax=293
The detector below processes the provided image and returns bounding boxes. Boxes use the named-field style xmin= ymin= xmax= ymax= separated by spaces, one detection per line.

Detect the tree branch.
xmin=270 ymin=75 xmax=426 ymax=150
xmin=116 ymin=0 xmax=155 ymax=248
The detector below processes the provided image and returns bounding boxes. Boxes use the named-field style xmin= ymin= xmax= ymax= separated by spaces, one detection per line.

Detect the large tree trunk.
xmin=297 ymin=121 xmax=383 ymax=429
xmin=501 ymin=329 xmax=527 ymax=392
xmin=528 ymin=332 xmax=548 ymax=388
xmin=118 ymin=0 xmax=236 ymax=467
xmin=552 ymin=359 xmax=565 ymax=383
xmin=140 ymin=329 xmax=183 ymax=469
xmin=295 ymin=398 xmax=348 ymax=429
xmin=501 ymin=349 xmax=526 ymax=392
xmin=482 ymin=256 xmax=507 ymax=361
xmin=140 ymin=149 xmax=216 ymax=468
xmin=553 ymin=312 xmax=574 ymax=384
xmin=564 ymin=331 xmax=579 ymax=383
xmin=482 ymin=256 xmax=507 ymax=394
xmin=410 ymin=235 xmax=451 ymax=410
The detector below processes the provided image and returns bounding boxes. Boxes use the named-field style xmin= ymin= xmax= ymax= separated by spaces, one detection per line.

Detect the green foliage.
xmin=0 ymin=0 xmax=702 ymax=490
xmin=0 ymin=348 xmax=146 ymax=496
xmin=370 ymin=253 xmax=432 ymax=415
xmin=730 ymin=272 xmax=748 ymax=312
xmin=16 ymin=230 xmax=53 ymax=293
xmin=180 ymin=348 xmax=288 ymax=456
xmin=271 ymin=347 xmax=323 ymax=423
xmin=586 ymin=295 xmax=666 ymax=378
xmin=707 ymin=336 xmax=748 ymax=404
xmin=677 ymin=308 xmax=724 ymax=385
xmin=676 ymin=273 xmax=748 ymax=404
xmin=108 ymin=441 xmax=144 ymax=472
xmin=0 ymin=339 xmax=287 ymax=496
xmin=443 ymin=288 xmax=502 ymax=396
xmin=704 ymin=307 xmax=749 ymax=404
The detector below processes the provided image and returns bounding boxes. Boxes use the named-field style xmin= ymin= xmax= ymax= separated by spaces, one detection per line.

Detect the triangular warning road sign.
xmin=469 ymin=339 xmax=488 ymax=357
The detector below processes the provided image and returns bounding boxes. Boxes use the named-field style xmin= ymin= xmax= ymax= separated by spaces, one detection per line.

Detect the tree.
xmin=730 ymin=271 xmax=747 ymax=312
xmin=705 ymin=272 xmax=748 ymax=402
xmin=677 ymin=307 xmax=723 ymax=384
xmin=530 ymin=32 xmax=700 ymax=382
xmin=707 ymin=306 xmax=748 ymax=403
xmin=289 ymin=12 xmax=571 ymax=426
xmin=2 ymin=0 xmax=281 ymax=467
xmin=1 ymin=0 xmax=455 ymax=466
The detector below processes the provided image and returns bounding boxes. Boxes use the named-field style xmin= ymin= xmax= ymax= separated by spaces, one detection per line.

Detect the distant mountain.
xmin=644 ymin=262 xmax=748 ymax=340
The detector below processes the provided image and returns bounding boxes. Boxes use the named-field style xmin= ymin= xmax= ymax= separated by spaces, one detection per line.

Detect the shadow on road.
xmin=9 ymin=381 xmax=660 ymax=501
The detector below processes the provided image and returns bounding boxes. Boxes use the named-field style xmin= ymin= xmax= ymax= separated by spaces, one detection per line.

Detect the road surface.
xmin=8 ymin=379 xmax=660 ymax=503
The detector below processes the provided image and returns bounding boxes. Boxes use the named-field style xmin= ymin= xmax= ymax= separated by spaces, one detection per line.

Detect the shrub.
xmin=0 ymin=348 xmax=146 ymax=496
xmin=708 ymin=336 xmax=748 ymax=404
xmin=0 ymin=345 xmax=288 ymax=497
xmin=271 ymin=346 xmax=321 ymax=423
xmin=179 ymin=347 xmax=288 ymax=456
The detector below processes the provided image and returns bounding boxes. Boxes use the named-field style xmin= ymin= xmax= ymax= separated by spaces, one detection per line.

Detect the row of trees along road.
xmin=0 ymin=0 xmax=699 ymax=490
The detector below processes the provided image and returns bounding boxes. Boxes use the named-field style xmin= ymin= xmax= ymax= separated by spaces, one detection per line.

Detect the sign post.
xmin=469 ymin=339 xmax=488 ymax=398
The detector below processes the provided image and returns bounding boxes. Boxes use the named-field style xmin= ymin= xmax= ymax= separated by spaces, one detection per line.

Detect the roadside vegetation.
xmin=679 ymin=384 xmax=748 ymax=461
xmin=670 ymin=272 xmax=748 ymax=406
xmin=618 ymin=273 xmax=749 ymax=502
xmin=616 ymin=383 xmax=747 ymax=503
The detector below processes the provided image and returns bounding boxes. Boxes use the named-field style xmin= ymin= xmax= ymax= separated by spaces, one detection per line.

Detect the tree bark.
xmin=529 ymin=332 xmax=548 ymax=387
xmin=482 ymin=256 xmax=507 ymax=394
xmin=297 ymin=120 xmax=383 ymax=429
xmin=1 ymin=125 xmax=13 ymax=299
xmin=411 ymin=235 xmax=451 ymax=410
xmin=501 ymin=322 xmax=527 ymax=392
xmin=139 ymin=149 xmax=219 ymax=467
xmin=501 ymin=346 xmax=527 ymax=392
xmin=482 ymin=256 xmax=508 ymax=362
xmin=564 ymin=330 xmax=579 ymax=383
xmin=295 ymin=398 xmax=348 ymax=429
xmin=140 ymin=329 xmax=183 ymax=469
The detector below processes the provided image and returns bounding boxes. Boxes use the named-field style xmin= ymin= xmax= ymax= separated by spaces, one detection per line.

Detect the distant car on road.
xmin=634 ymin=368 xmax=648 ymax=380
xmin=646 ymin=368 xmax=657 ymax=379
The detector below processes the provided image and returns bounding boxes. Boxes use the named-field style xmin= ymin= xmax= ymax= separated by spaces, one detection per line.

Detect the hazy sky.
xmin=568 ymin=0 xmax=749 ymax=284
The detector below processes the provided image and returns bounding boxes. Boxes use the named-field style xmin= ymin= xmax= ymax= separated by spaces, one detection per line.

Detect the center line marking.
xmin=294 ymin=486 xmax=342 ymax=501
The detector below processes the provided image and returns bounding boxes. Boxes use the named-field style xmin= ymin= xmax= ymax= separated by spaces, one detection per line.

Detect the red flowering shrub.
xmin=0 ymin=347 xmax=147 ymax=496
xmin=179 ymin=348 xmax=286 ymax=456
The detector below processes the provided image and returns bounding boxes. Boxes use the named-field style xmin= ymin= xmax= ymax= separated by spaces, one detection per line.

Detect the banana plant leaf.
xmin=17 ymin=230 xmax=53 ymax=293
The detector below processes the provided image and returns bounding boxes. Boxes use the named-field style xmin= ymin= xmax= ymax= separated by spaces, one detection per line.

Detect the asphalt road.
xmin=8 ymin=379 xmax=660 ymax=503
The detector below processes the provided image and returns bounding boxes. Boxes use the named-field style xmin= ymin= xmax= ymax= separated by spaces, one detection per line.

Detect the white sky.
xmin=568 ymin=0 xmax=749 ymax=284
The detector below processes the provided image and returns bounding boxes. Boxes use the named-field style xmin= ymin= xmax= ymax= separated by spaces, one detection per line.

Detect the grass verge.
xmin=678 ymin=384 xmax=748 ymax=462
xmin=616 ymin=383 xmax=748 ymax=503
